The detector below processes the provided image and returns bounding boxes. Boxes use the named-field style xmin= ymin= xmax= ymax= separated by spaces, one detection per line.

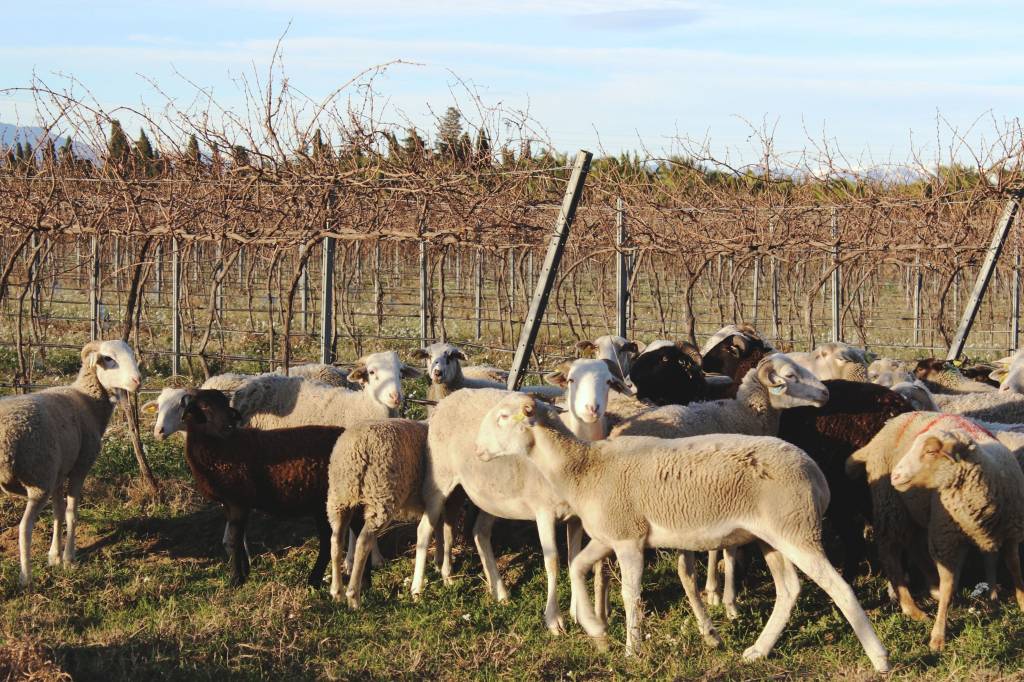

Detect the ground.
xmin=4 ymin=431 xmax=1024 ymax=680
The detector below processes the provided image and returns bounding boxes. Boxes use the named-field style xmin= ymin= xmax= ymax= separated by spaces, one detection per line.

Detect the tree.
xmin=58 ymin=138 xmax=75 ymax=168
xmin=435 ymin=107 xmax=463 ymax=161
xmin=210 ymin=143 xmax=224 ymax=177
xmin=474 ymin=129 xmax=491 ymax=163
xmin=402 ymin=128 xmax=426 ymax=159
xmin=185 ymin=134 xmax=201 ymax=166
xmin=231 ymin=144 xmax=250 ymax=167
xmin=107 ymin=120 xmax=131 ymax=168
xmin=457 ymin=131 xmax=472 ymax=164
xmin=135 ymin=129 xmax=157 ymax=175
xmin=43 ymin=138 xmax=57 ymax=168
xmin=312 ymin=129 xmax=331 ymax=162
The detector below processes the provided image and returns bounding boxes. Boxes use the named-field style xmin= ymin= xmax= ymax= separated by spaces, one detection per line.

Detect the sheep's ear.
xmin=621 ymin=341 xmax=639 ymax=355
xmin=921 ymin=435 xmax=950 ymax=461
xmin=348 ymin=365 xmax=368 ymax=384
xmin=400 ymin=364 xmax=423 ymax=379
xmin=141 ymin=400 xmax=158 ymax=414
xmin=601 ymin=360 xmax=629 ymax=394
xmin=544 ymin=370 xmax=568 ymax=388
xmin=411 ymin=348 xmax=430 ymax=360
xmin=575 ymin=340 xmax=596 ymax=357
xmin=678 ymin=342 xmax=702 ymax=365
xmin=453 ymin=349 xmax=468 ymax=362
xmin=179 ymin=393 xmax=193 ymax=410
xmin=990 ymin=367 xmax=1010 ymax=382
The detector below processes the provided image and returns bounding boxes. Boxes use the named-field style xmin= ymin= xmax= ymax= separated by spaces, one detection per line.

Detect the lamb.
xmin=915 ymin=358 xmax=996 ymax=394
xmin=611 ymin=354 xmax=829 ymax=440
xmin=847 ymin=413 xmax=1024 ymax=650
xmin=0 ymin=340 xmax=141 ymax=588
xmin=575 ymin=335 xmax=641 ymax=385
xmin=412 ymin=343 xmax=504 ymax=412
xmin=412 ymin=363 xmax=629 ymax=633
xmin=180 ymin=389 xmax=345 ymax=586
xmin=867 ymin=358 xmax=914 ymax=387
xmin=788 ymin=342 xmax=868 ymax=382
xmin=327 ymin=418 xmax=428 ymax=608
xmin=474 ymin=393 xmax=890 ymax=672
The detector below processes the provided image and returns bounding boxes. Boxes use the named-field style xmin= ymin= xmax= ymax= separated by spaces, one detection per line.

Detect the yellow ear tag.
xmin=511 ymin=412 xmax=527 ymax=423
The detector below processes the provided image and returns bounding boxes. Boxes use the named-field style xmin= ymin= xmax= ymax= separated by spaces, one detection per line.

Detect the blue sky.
xmin=1 ymin=0 xmax=1021 ymax=167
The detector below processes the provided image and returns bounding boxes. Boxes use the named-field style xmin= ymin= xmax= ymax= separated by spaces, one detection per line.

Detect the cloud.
xmin=573 ymin=7 xmax=702 ymax=30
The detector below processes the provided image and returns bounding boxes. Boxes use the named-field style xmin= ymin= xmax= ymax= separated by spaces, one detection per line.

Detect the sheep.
xmin=777 ymin=380 xmax=912 ymax=578
xmin=847 ymin=412 xmax=1024 ymax=650
xmin=411 ymin=368 xmax=626 ymax=634
xmin=0 ymin=340 xmax=141 ymax=588
xmin=626 ymin=343 xmax=708 ymax=407
xmin=931 ymin=390 xmax=1024 ymax=424
xmin=275 ymin=363 xmax=358 ymax=389
xmin=474 ymin=393 xmax=891 ymax=672
xmin=990 ymin=349 xmax=1024 ymax=394
xmin=610 ymin=354 xmax=829 ymax=440
xmin=699 ymin=324 xmax=774 ymax=397
xmin=327 ymin=418 xmax=428 ymax=608
xmin=915 ymin=358 xmax=996 ymax=394
xmin=411 ymin=343 xmax=504 ymax=412
xmin=575 ymin=335 xmax=641 ymax=385
xmin=143 ymin=373 xmax=252 ymax=440
xmin=890 ymin=381 xmax=940 ymax=411
xmin=788 ymin=342 xmax=868 ymax=382
xmin=867 ymin=358 xmax=914 ymax=387
xmin=180 ymin=389 xmax=345 ymax=586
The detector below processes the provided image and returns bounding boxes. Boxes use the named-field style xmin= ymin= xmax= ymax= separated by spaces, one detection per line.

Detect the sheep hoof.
xmin=929 ymin=635 xmax=945 ymax=652
xmin=705 ymin=591 xmax=721 ymax=606
xmin=870 ymin=654 xmax=892 ymax=674
xmin=724 ymin=604 xmax=739 ymax=621
xmin=47 ymin=552 xmax=61 ymax=567
xmin=742 ymin=645 xmax=766 ymax=661
xmin=330 ymin=589 xmax=343 ymax=602
xmin=545 ymin=615 xmax=566 ymax=635
xmin=702 ymin=630 xmax=723 ymax=648
xmin=346 ymin=593 xmax=361 ymax=610
xmin=900 ymin=603 xmax=928 ymax=622
xmin=591 ymin=635 xmax=610 ymax=652
xmin=442 ymin=575 xmax=455 ymax=587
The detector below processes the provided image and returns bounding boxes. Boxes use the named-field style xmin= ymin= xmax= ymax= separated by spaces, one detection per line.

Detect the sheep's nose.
xmin=585 ymin=404 xmax=599 ymax=415
xmin=431 ymin=368 xmax=443 ymax=380
xmin=387 ymin=391 xmax=400 ymax=405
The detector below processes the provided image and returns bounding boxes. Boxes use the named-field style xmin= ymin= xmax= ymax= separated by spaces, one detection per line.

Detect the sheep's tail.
xmin=0 ymin=442 xmax=23 ymax=495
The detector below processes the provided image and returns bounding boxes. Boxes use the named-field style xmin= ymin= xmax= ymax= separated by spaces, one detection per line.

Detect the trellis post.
xmin=507 ymin=150 xmax=592 ymax=390
xmin=90 ymin=235 xmax=100 ymax=340
xmin=831 ymin=207 xmax=842 ymax=342
xmin=171 ymin=238 xmax=181 ymax=376
xmin=419 ymin=241 xmax=429 ymax=348
xmin=320 ymin=236 xmax=336 ymax=364
xmin=1013 ymin=250 xmax=1021 ymax=352
xmin=615 ymin=197 xmax=629 ymax=338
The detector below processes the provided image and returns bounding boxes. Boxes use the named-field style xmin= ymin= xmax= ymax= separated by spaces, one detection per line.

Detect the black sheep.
xmin=628 ymin=344 xmax=707 ymax=406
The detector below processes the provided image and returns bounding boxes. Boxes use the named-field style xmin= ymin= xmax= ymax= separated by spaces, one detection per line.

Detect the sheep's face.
xmin=576 ymin=335 xmax=639 ymax=384
xmin=628 ymin=345 xmax=704 ymax=405
xmin=143 ymin=387 xmax=190 ymax=440
xmin=891 ymin=429 xmax=973 ymax=491
xmin=476 ymin=393 xmax=538 ymax=461
xmin=85 ymin=340 xmax=142 ymax=395
xmin=914 ymin=358 xmax=953 ymax=382
xmin=412 ymin=343 xmax=466 ymax=386
xmin=805 ymin=342 xmax=868 ymax=381
xmin=700 ymin=325 xmax=767 ymax=376
xmin=756 ymin=354 xmax=829 ymax=408
xmin=181 ymin=389 xmax=241 ymax=437
xmin=889 ymin=382 xmax=938 ymax=411
xmin=348 ymin=351 xmax=421 ymax=410
xmin=868 ymin=359 xmax=913 ymax=387
xmin=545 ymin=359 xmax=628 ymax=424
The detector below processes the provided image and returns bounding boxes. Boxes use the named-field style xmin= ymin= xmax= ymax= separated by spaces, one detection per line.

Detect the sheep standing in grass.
xmin=412 ymin=343 xmax=504 ymax=413
xmin=475 ymin=393 xmax=890 ymax=672
xmin=0 ymin=340 xmax=141 ymax=588
xmin=848 ymin=413 xmax=1024 ymax=650
xmin=327 ymin=418 xmax=428 ymax=608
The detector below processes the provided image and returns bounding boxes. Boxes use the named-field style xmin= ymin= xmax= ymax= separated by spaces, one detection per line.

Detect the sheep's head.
xmin=576 ymin=335 xmax=639 ymax=382
xmin=411 ymin=343 xmax=467 ymax=386
xmin=347 ymin=351 xmax=421 ymax=409
xmin=700 ymin=325 xmax=769 ymax=376
xmin=891 ymin=428 xmax=975 ymax=491
xmin=914 ymin=358 xmax=953 ymax=382
xmin=545 ymin=358 xmax=628 ymax=424
xmin=83 ymin=340 xmax=141 ymax=396
xmin=889 ymin=381 xmax=938 ymax=411
xmin=755 ymin=353 xmax=829 ymax=408
xmin=476 ymin=393 xmax=540 ymax=461
xmin=180 ymin=389 xmax=241 ymax=438
xmin=142 ymin=387 xmax=193 ymax=440
xmin=804 ymin=342 xmax=868 ymax=381
xmin=867 ymin=358 xmax=913 ymax=387
xmin=628 ymin=344 xmax=705 ymax=405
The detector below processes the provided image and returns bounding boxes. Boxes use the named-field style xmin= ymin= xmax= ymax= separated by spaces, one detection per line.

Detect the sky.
xmin=1 ymin=0 xmax=1022 ymax=168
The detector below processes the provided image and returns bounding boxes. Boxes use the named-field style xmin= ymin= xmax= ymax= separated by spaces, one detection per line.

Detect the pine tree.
xmin=107 ymin=120 xmax=131 ymax=168
xmin=435 ymin=107 xmax=463 ymax=160
xmin=457 ymin=131 xmax=472 ymax=165
xmin=43 ymin=138 xmax=57 ymax=168
xmin=231 ymin=144 xmax=250 ymax=167
xmin=135 ymin=129 xmax=156 ymax=175
xmin=402 ymin=128 xmax=426 ymax=159
xmin=14 ymin=141 xmax=25 ymax=164
xmin=384 ymin=131 xmax=401 ymax=161
xmin=59 ymin=138 xmax=75 ymax=167
xmin=186 ymin=134 xmax=201 ymax=166
xmin=474 ymin=129 xmax=491 ymax=163
xmin=312 ymin=129 xmax=330 ymax=162
xmin=210 ymin=143 xmax=223 ymax=177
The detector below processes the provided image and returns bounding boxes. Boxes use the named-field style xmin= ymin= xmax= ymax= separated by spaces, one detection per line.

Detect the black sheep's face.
xmin=630 ymin=347 xmax=704 ymax=405
xmin=182 ymin=391 xmax=242 ymax=437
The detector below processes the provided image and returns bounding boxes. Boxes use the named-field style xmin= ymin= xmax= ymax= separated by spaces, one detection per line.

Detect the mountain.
xmin=0 ymin=123 xmax=96 ymax=160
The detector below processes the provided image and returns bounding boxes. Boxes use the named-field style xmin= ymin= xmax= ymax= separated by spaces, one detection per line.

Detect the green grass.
xmin=4 ymin=433 xmax=1024 ymax=680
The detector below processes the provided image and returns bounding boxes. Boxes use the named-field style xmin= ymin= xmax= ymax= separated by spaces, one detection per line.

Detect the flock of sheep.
xmin=9 ymin=327 xmax=1024 ymax=673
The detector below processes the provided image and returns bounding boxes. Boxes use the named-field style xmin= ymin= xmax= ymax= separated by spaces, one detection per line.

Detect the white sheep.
xmin=932 ymin=390 xmax=1024 ymax=424
xmin=868 ymin=358 xmax=914 ymax=387
xmin=890 ymin=381 xmax=940 ymax=411
xmin=327 ymin=418 xmax=428 ymax=608
xmin=412 ymin=362 xmax=629 ymax=634
xmin=848 ymin=413 xmax=1024 ymax=650
xmin=475 ymin=393 xmax=890 ymax=672
xmin=144 ymin=373 xmax=252 ymax=440
xmin=576 ymin=335 xmax=641 ymax=385
xmin=990 ymin=349 xmax=1024 ymax=394
xmin=411 ymin=343 xmax=505 ymax=412
xmin=275 ymin=363 xmax=357 ymax=389
xmin=788 ymin=342 xmax=868 ymax=381
xmin=0 ymin=340 xmax=141 ymax=588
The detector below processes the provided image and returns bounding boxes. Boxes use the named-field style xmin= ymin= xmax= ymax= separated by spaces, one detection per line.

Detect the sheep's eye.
xmin=567 ymin=378 xmax=575 ymax=384
xmin=369 ymin=370 xmax=376 ymax=376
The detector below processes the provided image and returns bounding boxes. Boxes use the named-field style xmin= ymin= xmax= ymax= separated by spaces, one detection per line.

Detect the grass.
xmin=4 ymin=431 xmax=1024 ymax=680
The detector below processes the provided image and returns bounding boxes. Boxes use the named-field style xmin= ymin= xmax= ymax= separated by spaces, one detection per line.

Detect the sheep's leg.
xmin=18 ymin=495 xmax=46 ymax=589
xmin=369 ymin=537 xmax=385 ymax=569
xmin=615 ymin=541 xmax=646 ymax=656
xmin=879 ymin=534 xmax=927 ymax=621
xmin=329 ymin=507 xmax=355 ymax=601
xmin=776 ymin=538 xmax=890 ymax=673
xmin=308 ymin=511 xmax=332 ymax=588
xmin=473 ymin=511 xmax=510 ymax=603
xmin=722 ymin=546 xmax=739 ymax=620
xmin=346 ymin=525 xmax=378 ymax=609
xmin=48 ymin=488 xmax=66 ymax=567
xmin=62 ymin=475 xmax=84 ymax=565
xmin=594 ymin=558 xmax=610 ymax=627
xmin=1002 ymin=542 xmax=1024 ymax=611
xmin=742 ymin=542 xmax=799 ymax=661
xmin=982 ymin=551 xmax=999 ymax=602
xmin=677 ymin=551 xmax=721 ymax=647
xmin=929 ymin=550 xmax=965 ymax=652
xmin=345 ymin=529 xmax=357 ymax=576
xmin=566 ymin=518 xmax=583 ymax=621
xmin=225 ymin=505 xmax=251 ymax=587
xmin=536 ymin=512 xmax=565 ymax=634
xmin=570 ymin=538 xmax=613 ymax=647
xmin=704 ymin=549 xmax=721 ymax=605
xmin=412 ymin=495 xmax=445 ymax=598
